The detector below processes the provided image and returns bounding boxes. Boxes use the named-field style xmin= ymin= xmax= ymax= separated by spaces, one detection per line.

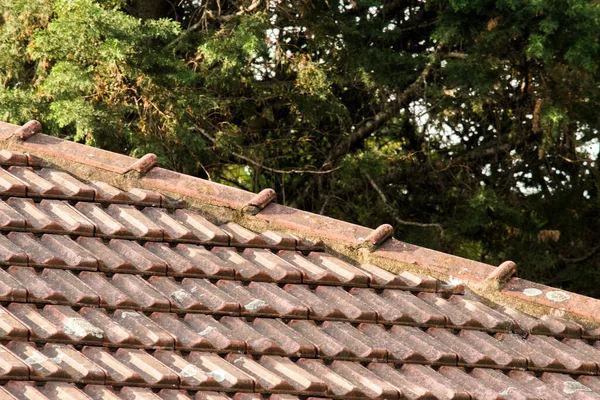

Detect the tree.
xmin=2 ymin=0 xmax=600 ymax=295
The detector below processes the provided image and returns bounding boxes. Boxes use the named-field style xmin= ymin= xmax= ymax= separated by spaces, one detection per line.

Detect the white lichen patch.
xmin=24 ymin=352 xmax=48 ymax=365
xmin=564 ymin=381 xmax=591 ymax=394
xmin=523 ymin=288 xmax=543 ymax=297
xmin=64 ymin=318 xmax=104 ymax=339
xmin=120 ymin=311 xmax=141 ymax=319
xmin=198 ymin=326 xmax=216 ymax=336
xmin=245 ymin=299 xmax=267 ymax=311
xmin=499 ymin=387 xmax=517 ymax=396
xmin=207 ymin=369 xmax=227 ymax=382
xmin=180 ymin=365 xmax=201 ymax=378
xmin=170 ymin=289 xmax=193 ymax=303
xmin=546 ymin=290 xmax=571 ymax=303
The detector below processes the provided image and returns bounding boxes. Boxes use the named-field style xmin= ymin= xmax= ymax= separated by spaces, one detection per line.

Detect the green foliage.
xmin=3 ymin=0 xmax=600 ymax=295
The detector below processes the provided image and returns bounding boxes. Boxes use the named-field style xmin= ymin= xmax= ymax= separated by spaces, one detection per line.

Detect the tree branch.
xmin=364 ymin=172 xmax=444 ymax=235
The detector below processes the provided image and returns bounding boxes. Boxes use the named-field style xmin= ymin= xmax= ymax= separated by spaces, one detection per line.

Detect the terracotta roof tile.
xmin=4 ymin=124 xmax=600 ymax=398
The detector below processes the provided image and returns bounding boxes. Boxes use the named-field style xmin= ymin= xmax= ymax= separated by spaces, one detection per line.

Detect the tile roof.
xmin=0 ymin=121 xmax=600 ymax=399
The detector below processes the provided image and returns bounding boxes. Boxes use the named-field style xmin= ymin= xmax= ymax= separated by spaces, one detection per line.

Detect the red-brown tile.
xmin=158 ymin=390 xmax=194 ymax=400
xmin=41 ymin=343 xmax=104 ymax=383
xmin=219 ymin=317 xmax=283 ymax=355
xmin=439 ymin=367 xmax=516 ymax=399
xmin=41 ymin=305 xmax=104 ymax=344
xmin=112 ymin=310 xmax=175 ymax=349
xmin=288 ymin=320 xmax=349 ymax=359
xmin=398 ymin=364 xmax=470 ymax=400
xmin=76 ymin=238 xmax=136 ymax=274
xmin=252 ymin=318 xmax=316 ymax=358
xmin=81 ymin=347 xmax=145 ymax=386
xmin=40 ymin=382 xmax=94 ymax=400
xmin=173 ymin=244 xmax=234 ymax=278
xmin=329 ymin=361 xmax=399 ymax=399
xmin=225 ymin=354 xmax=296 ymax=393
xmin=75 ymin=202 xmax=132 ymax=238
xmin=469 ymin=368 xmax=536 ymax=399
xmin=148 ymin=277 xmax=209 ymax=312
xmin=457 ymin=329 xmax=527 ymax=369
xmin=541 ymin=373 xmax=600 ymax=399
xmin=8 ymin=266 xmax=69 ymax=304
xmin=0 ymin=344 xmax=30 ymax=380
xmin=78 ymin=271 xmax=138 ymax=309
xmin=246 ymin=282 xmax=308 ymax=318
xmin=8 ymin=233 xmax=64 ymax=267
xmin=7 ymin=341 xmax=71 ymax=381
xmin=0 ymin=149 xmax=28 ymax=166
xmin=212 ymin=248 xmax=274 ymax=282
xmin=112 ymin=274 xmax=170 ymax=310
xmin=538 ymin=316 xmax=583 ymax=338
xmin=241 ymin=249 xmax=302 ymax=283
xmin=259 ymin=231 xmax=297 ymax=250
xmin=277 ymin=251 xmax=342 ymax=285
xmin=0 ymin=167 xmax=27 ymax=197
xmin=320 ymin=321 xmax=386 ymax=361
xmin=0 ymin=268 xmax=27 ymax=302
xmin=389 ymin=325 xmax=457 ymax=365
xmin=0 ymin=200 xmax=27 ymax=230
xmin=7 ymin=303 xmax=70 ymax=343
xmin=88 ymin=181 xmax=133 ymax=203
xmin=184 ymin=314 xmax=246 ymax=352
xmin=39 ymin=235 xmax=98 ymax=270
xmin=357 ymin=263 xmax=436 ymax=291
xmin=39 ymin=268 xmax=99 ymax=305
xmin=187 ymin=352 xmax=255 ymax=391
xmin=142 ymin=208 xmax=198 ymax=242
xmin=426 ymin=328 xmax=499 ymax=368
xmin=577 ymin=376 xmax=600 ymax=397
xmin=496 ymin=332 xmax=594 ymax=373
xmin=36 ymin=169 xmax=95 ymax=201
xmin=105 ymin=204 xmax=163 ymax=240
xmin=180 ymin=278 xmax=240 ymax=314
xmin=4 ymin=381 xmax=48 ymax=400
xmin=84 ymin=384 xmax=122 ymax=400
xmin=173 ymin=209 xmax=229 ymax=245
xmin=297 ymin=358 xmax=364 ymax=398
xmin=108 ymin=239 xmax=167 ymax=274
xmin=358 ymin=324 xmax=428 ymax=364
xmin=417 ymin=292 xmax=483 ymax=329
xmin=508 ymin=370 xmax=566 ymax=400
xmin=151 ymin=313 xmax=217 ymax=350
xmin=220 ymin=223 xmax=268 ymax=248
xmin=283 ymin=285 xmax=346 ymax=321
xmin=216 ymin=280 xmax=278 ymax=316
xmin=307 ymin=253 xmax=370 ymax=287
xmin=382 ymin=289 xmax=446 ymax=327
xmin=38 ymin=200 xmax=95 ymax=236
xmin=79 ymin=308 xmax=144 ymax=348
xmin=154 ymin=350 xmax=221 ymax=390
xmin=0 ymin=233 xmax=28 ymax=265
xmin=368 ymin=363 xmax=437 ymax=400
xmin=127 ymin=188 xmax=163 ymax=207
xmin=259 ymin=355 xmax=327 ymax=396
xmin=114 ymin=348 xmax=179 ymax=388
xmin=447 ymin=295 xmax=514 ymax=332
xmin=7 ymin=198 xmax=65 ymax=233
xmin=314 ymin=286 xmax=376 ymax=322
xmin=8 ymin=167 xmax=64 ymax=198
xmin=145 ymin=243 xmax=198 ymax=277
xmin=0 ymin=305 xmax=30 ymax=340
xmin=350 ymin=288 xmax=418 ymax=324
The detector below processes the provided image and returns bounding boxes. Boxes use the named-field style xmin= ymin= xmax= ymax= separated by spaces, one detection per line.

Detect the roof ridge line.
xmin=2 ymin=120 xmax=600 ymax=327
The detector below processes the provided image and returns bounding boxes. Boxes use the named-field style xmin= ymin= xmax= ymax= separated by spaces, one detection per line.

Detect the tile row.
xmin=0 ymin=265 xmax=588 ymax=337
xmin=0 ymin=382 xmax=325 ymax=400
xmin=0 ymin=235 xmax=443 ymax=290
xmin=2 ymin=303 xmax=600 ymax=374
xmin=0 ymin=196 xmax=326 ymax=251
xmin=0 ymin=166 xmax=175 ymax=207
xmin=3 ymin=342 xmax=600 ymax=399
